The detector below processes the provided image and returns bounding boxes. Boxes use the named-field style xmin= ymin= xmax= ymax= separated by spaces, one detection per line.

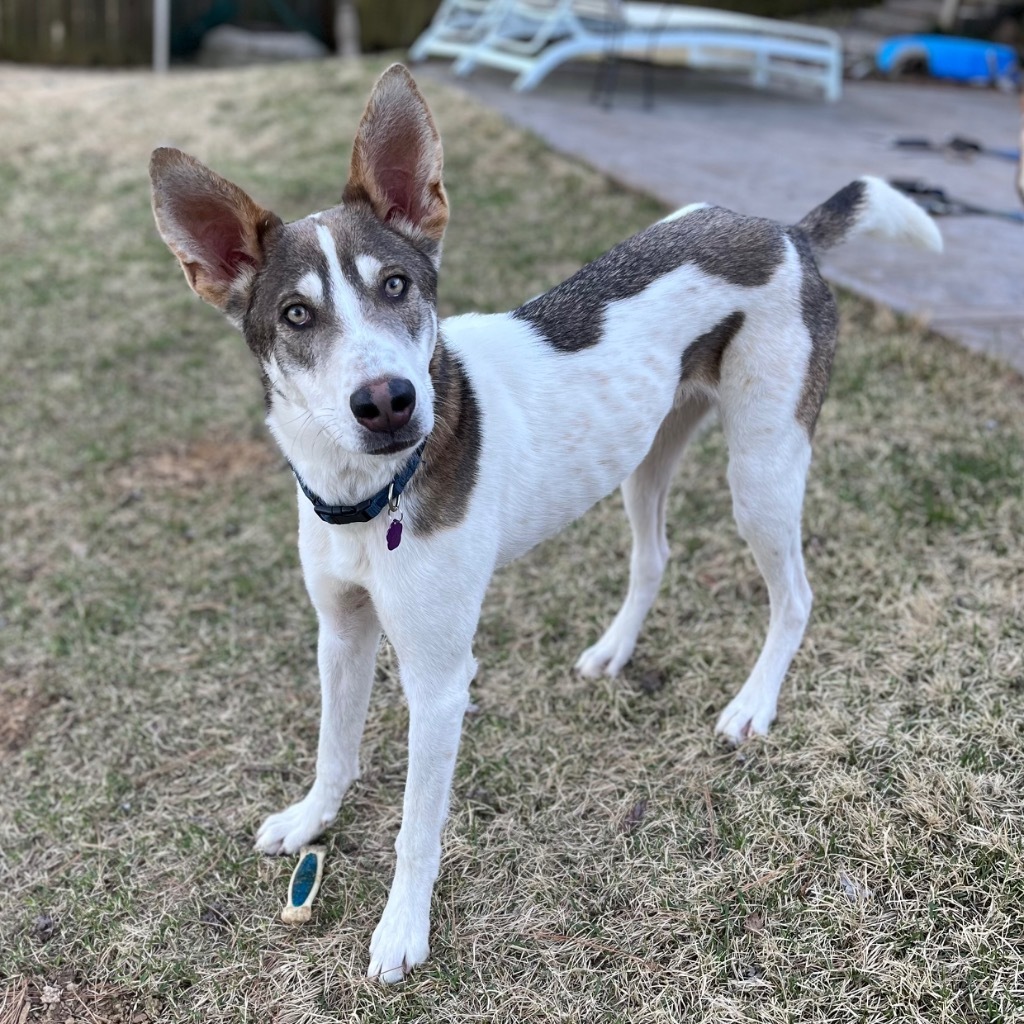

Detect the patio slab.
xmin=422 ymin=62 xmax=1022 ymax=375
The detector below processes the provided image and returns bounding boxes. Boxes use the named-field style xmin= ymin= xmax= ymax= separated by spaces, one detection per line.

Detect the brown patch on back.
xmin=410 ymin=339 xmax=481 ymax=536
xmin=121 ymin=435 xmax=278 ymax=492
xmin=513 ymin=209 xmax=784 ymax=352
xmin=680 ymin=311 xmax=746 ymax=390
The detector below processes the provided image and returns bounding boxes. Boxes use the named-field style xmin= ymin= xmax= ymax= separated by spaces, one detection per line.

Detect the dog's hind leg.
xmin=576 ymin=397 xmax=711 ymax=678
xmin=714 ymin=406 xmax=814 ymax=743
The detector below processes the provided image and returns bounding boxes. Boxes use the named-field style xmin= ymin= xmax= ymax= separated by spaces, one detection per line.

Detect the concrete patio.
xmin=423 ymin=61 xmax=1022 ymax=374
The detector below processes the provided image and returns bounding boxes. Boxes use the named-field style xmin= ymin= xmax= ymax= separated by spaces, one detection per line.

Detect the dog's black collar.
xmin=289 ymin=442 xmax=425 ymax=526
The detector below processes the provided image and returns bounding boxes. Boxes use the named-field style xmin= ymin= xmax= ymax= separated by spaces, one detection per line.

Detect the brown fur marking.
xmin=680 ymin=311 xmax=745 ymax=390
xmin=409 ymin=338 xmax=481 ymax=536
xmin=789 ymin=230 xmax=838 ymax=436
xmin=514 ymin=210 xmax=783 ymax=352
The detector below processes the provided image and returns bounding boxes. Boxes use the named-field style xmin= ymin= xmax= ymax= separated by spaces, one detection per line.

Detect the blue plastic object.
xmin=877 ymin=35 xmax=1019 ymax=86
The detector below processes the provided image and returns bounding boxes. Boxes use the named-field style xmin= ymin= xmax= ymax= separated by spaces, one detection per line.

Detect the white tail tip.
xmin=859 ymin=176 xmax=943 ymax=254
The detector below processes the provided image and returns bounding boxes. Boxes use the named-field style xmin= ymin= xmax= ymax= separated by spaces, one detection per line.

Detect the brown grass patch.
xmin=120 ymin=435 xmax=279 ymax=492
xmin=0 ymin=691 xmax=48 ymax=759
xmin=0 ymin=672 xmax=55 ymax=760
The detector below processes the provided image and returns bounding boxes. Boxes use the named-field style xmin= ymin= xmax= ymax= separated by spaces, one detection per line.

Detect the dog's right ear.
xmin=149 ymin=147 xmax=282 ymax=315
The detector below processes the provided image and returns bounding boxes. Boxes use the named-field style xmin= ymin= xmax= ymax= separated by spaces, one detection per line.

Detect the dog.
xmin=149 ymin=64 xmax=941 ymax=982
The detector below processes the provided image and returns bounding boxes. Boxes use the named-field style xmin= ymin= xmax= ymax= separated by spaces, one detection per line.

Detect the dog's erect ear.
xmin=149 ymin=147 xmax=282 ymax=313
xmin=343 ymin=64 xmax=449 ymax=249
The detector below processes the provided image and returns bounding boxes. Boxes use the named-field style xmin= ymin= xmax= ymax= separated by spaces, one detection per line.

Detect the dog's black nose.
xmin=350 ymin=378 xmax=416 ymax=433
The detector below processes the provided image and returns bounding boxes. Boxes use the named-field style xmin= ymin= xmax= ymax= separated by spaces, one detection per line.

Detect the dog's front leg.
xmin=255 ymin=586 xmax=380 ymax=855
xmin=367 ymin=589 xmax=481 ymax=983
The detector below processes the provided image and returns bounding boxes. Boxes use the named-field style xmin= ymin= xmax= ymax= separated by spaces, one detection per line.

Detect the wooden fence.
xmin=0 ymin=0 xmax=335 ymax=66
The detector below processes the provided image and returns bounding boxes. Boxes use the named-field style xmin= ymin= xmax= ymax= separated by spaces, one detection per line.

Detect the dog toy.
xmin=281 ymin=845 xmax=325 ymax=925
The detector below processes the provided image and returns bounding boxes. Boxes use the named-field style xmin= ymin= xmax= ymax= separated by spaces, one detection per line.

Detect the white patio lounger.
xmin=408 ymin=0 xmax=498 ymax=62
xmin=409 ymin=0 xmax=569 ymax=62
xmin=412 ymin=0 xmax=842 ymax=101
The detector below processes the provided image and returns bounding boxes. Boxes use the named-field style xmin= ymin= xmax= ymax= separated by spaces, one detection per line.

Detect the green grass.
xmin=1 ymin=58 xmax=1023 ymax=1024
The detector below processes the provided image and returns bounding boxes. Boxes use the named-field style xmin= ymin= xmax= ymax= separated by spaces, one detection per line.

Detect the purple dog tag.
xmin=386 ymin=518 xmax=403 ymax=551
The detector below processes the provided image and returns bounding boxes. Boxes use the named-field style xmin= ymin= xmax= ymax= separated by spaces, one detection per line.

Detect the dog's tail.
xmin=795 ymin=176 xmax=943 ymax=256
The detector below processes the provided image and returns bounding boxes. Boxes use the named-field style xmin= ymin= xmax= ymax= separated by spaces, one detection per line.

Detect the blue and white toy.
xmin=281 ymin=845 xmax=325 ymax=925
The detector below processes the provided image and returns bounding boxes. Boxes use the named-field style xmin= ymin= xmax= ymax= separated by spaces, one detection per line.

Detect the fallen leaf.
xmin=620 ymin=799 xmax=648 ymax=834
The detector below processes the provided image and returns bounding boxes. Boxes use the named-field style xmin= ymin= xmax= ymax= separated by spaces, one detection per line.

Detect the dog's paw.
xmin=368 ymin=904 xmax=430 ymax=984
xmin=715 ymin=691 xmax=776 ymax=745
xmin=574 ymin=630 xmax=636 ymax=678
xmin=254 ymin=792 xmax=337 ymax=855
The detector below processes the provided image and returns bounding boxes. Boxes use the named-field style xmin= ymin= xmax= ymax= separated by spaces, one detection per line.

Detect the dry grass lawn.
xmin=1 ymin=58 xmax=1023 ymax=1024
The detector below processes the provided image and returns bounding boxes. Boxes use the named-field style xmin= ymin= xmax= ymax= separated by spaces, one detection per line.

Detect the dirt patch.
xmin=119 ymin=435 xmax=279 ymax=493
xmin=0 ymin=692 xmax=45 ymax=758
xmin=0 ymin=977 xmax=158 ymax=1023
xmin=0 ymin=674 xmax=55 ymax=760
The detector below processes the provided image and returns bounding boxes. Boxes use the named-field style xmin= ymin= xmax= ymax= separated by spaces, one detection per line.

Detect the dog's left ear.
xmin=343 ymin=64 xmax=449 ymax=255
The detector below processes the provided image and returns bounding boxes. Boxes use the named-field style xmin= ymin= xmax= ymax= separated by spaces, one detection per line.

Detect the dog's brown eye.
xmin=383 ymin=276 xmax=407 ymax=299
xmin=284 ymin=304 xmax=311 ymax=326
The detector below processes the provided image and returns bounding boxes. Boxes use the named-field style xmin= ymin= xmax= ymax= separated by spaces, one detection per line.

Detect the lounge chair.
xmin=409 ymin=0 xmax=574 ymax=62
xmin=408 ymin=0 xmax=499 ymax=62
xmin=410 ymin=0 xmax=842 ymax=101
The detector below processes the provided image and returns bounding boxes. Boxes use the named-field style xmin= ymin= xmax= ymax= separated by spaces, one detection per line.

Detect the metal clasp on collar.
xmin=387 ymin=483 xmax=402 ymax=517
